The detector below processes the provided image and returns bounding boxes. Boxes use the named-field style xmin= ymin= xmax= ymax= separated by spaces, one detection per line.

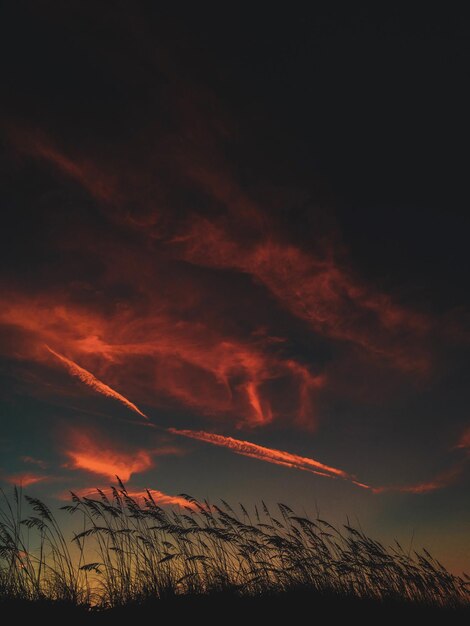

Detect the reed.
xmin=0 ymin=482 xmax=468 ymax=610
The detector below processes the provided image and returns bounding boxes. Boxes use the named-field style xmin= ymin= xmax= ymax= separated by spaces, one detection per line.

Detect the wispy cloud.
xmin=8 ymin=127 xmax=116 ymax=204
xmin=372 ymin=462 xmax=466 ymax=494
xmin=60 ymin=486 xmax=196 ymax=509
xmin=45 ymin=345 xmax=148 ymax=419
xmin=169 ymin=428 xmax=370 ymax=489
xmin=169 ymin=428 xmax=469 ymax=495
xmin=175 ymin=218 xmax=432 ymax=375
xmin=20 ymin=456 xmax=48 ymax=470
xmin=0 ymin=295 xmax=325 ymax=429
xmin=4 ymin=473 xmax=50 ymax=487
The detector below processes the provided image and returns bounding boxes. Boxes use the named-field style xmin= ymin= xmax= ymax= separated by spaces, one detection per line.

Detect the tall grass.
xmin=0 ymin=482 xmax=469 ymax=609
xmin=0 ymin=487 xmax=87 ymax=604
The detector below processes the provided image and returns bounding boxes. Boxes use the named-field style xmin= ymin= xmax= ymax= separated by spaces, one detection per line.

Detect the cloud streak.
xmin=63 ymin=486 xmax=196 ymax=509
xmin=372 ymin=462 xmax=466 ymax=494
xmin=4 ymin=473 xmax=49 ymax=487
xmin=168 ymin=428 xmax=468 ymax=495
xmin=8 ymin=127 xmax=117 ymax=204
xmin=169 ymin=427 xmax=370 ymax=489
xmin=45 ymin=345 xmax=148 ymax=419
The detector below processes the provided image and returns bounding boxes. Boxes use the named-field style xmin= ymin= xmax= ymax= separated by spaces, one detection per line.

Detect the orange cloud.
xmin=0 ymin=294 xmax=324 ymax=429
xmin=1 ymin=45 xmax=464 ymax=518
xmin=63 ymin=486 xmax=196 ymax=509
xmin=7 ymin=126 xmax=433 ymax=380
xmin=5 ymin=473 xmax=49 ymax=487
xmin=45 ymin=345 xmax=148 ymax=419
xmin=65 ymin=430 xmax=153 ymax=481
xmin=2 ymin=115 xmax=442 ymax=449
xmin=169 ymin=428 xmax=370 ymax=488
xmin=132 ymin=488 xmax=196 ymax=508
xmin=3 ymin=117 xmax=437 ymax=441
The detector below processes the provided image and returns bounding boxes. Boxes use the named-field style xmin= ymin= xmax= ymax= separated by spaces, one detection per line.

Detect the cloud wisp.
xmin=0 ymin=295 xmax=325 ymax=429
xmin=45 ymin=345 xmax=148 ymax=420
xmin=372 ymin=462 xmax=467 ymax=495
xmin=169 ymin=427 xmax=370 ymax=489
xmin=4 ymin=473 xmax=50 ymax=487
xmin=20 ymin=456 xmax=48 ymax=469
xmin=169 ymin=427 xmax=468 ymax=495
xmin=62 ymin=486 xmax=196 ymax=509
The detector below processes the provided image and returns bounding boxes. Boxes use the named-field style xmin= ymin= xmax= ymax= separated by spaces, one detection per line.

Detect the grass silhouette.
xmin=1 ymin=482 xmax=469 ymax=618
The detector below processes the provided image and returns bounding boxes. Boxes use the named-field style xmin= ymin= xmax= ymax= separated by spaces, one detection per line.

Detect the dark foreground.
xmin=2 ymin=489 xmax=469 ymax=620
xmin=2 ymin=591 xmax=469 ymax=624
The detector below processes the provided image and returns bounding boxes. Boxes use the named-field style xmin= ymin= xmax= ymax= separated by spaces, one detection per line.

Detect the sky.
xmin=1 ymin=5 xmax=469 ymax=573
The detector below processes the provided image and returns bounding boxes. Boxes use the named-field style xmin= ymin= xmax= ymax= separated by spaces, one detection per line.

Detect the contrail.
xmin=45 ymin=345 xmax=148 ymax=419
xmin=372 ymin=462 xmax=466 ymax=494
xmin=168 ymin=428 xmax=370 ymax=489
xmin=169 ymin=428 xmax=465 ymax=494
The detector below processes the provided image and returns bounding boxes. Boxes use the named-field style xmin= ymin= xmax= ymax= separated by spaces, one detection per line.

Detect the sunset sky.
xmin=1 ymin=6 xmax=469 ymax=573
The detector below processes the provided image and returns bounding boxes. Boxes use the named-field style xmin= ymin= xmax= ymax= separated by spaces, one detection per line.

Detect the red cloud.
xmin=6 ymin=127 xmax=433 ymax=380
xmin=0 ymin=294 xmax=325 ymax=429
xmin=5 ymin=473 xmax=49 ymax=487
xmin=175 ymin=218 xmax=432 ymax=375
xmin=2 ymin=120 xmax=440 ymax=440
xmin=8 ymin=128 xmax=117 ymax=204
xmin=64 ymin=429 xmax=153 ymax=481
xmin=1 ymin=60 xmax=465 ymax=512
xmin=62 ymin=486 xmax=196 ymax=509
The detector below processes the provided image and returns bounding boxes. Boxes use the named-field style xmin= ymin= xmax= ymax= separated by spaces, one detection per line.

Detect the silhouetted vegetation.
xmin=1 ymin=483 xmax=469 ymax=619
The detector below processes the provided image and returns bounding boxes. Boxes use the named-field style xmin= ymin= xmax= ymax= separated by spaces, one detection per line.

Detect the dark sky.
xmin=1 ymin=4 xmax=469 ymax=573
